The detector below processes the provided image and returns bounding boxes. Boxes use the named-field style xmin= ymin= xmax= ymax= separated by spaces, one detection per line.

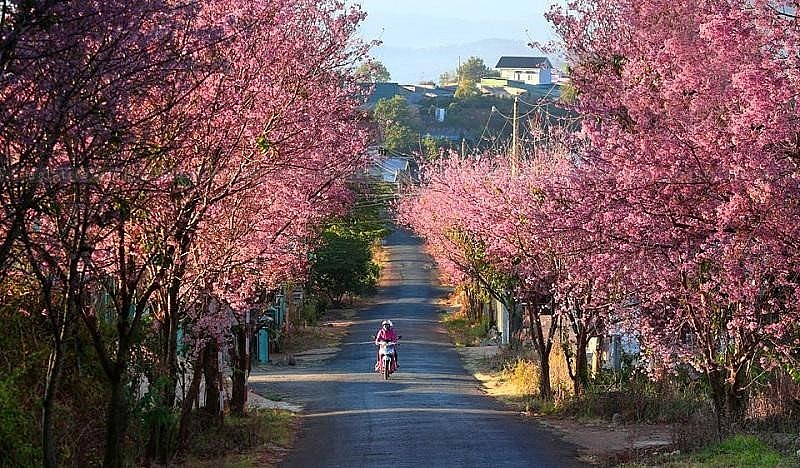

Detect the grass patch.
xmin=184 ymin=408 xmax=295 ymax=467
xmin=626 ymin=434 xmax=799 ymax=467
xmin=440 ymin=312 xmax=489 ymax=347
xmin=692 ymin=435 xmax=784 ymax=466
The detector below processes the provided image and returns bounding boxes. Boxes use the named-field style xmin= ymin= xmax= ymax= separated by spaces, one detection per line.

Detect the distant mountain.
xmin=371 ymin=39 xmax=562 ymax=85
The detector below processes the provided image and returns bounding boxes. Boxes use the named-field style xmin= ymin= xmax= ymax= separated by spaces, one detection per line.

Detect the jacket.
xmin=375 ymin=328 xmax=398 ymax=343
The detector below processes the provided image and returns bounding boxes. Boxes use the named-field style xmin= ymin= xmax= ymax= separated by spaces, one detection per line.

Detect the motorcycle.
xmin=375 ymin=339 xmax=399 ymax=380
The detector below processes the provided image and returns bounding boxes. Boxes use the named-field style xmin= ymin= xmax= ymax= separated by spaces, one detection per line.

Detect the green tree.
xmin=383 ymin=125 xmax=419 ymax=154
xmin=373 ymin=96 xmax=419 ymax=153
xmin=455 ymin=78 xmax=480 ymax=100
xmin=457 ymin=56 xmax=495 ymax=82
xmin=421 ymin=135 xmax=440 ymax=159
xmin=309 ymin=191 xmax=390 ymax=306
xmin=356 ymin=60 xmax=391 ymax=82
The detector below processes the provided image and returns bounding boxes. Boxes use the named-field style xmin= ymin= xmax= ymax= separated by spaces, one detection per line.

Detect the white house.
xmin=495 ymin=56 xmax=553 ymax=85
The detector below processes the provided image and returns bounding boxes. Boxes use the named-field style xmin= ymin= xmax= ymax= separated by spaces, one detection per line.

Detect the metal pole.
xmin=511 ymin=96 xmax=519 ymax=176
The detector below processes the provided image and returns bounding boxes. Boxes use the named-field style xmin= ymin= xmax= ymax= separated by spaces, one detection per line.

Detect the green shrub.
xmin=688 ymin=435 xmax=787 ymax=466
xmin=134 ymin=377 xmax=180 ymax=463
xmin=0 ymin=372 xmax=39 ymax=467
xmin=301 ymin=296 xmax=328 ymax=325
xmin=558 ymin=371 xmax=712 ymax=424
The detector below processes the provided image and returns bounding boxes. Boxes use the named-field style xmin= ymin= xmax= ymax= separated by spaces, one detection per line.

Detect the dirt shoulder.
xmin=265 ymin=307 xmax=358 ymax=367
xmin=456 ymin=345 xmax=674 ymax=466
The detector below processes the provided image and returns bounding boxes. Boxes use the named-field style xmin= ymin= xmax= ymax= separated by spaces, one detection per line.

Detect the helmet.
xmin=381 ymin=320 xmax=393 ymax=328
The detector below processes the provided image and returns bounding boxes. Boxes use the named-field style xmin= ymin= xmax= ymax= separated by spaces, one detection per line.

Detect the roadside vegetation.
xmin=622 ymin=435 xmax=799 ymax=468
xmin=405 ymin=1 xmax=800 ymax=465
xmin=440 ymin=303 xmax=800 ymax=466
xmin=183 ymin=409 xmax=295 ymax=467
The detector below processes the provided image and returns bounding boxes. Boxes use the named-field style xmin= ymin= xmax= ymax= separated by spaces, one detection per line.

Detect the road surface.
xmin=252 ymin=229 xmax=586 ymax=468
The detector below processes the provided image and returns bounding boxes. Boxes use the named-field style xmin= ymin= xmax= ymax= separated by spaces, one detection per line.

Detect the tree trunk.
xmin=538 ymin=354 xmax=552 ymax=400
xmin=177 ymin=352 xmax=205 ymax=453
xmin=42 ymin=264 xmax=78 ymax=468
xmin=528 ymin=302 xmax=554 ymax=400
xmin=465 ymin=285 xmax=481 ymax=321
xmin=708 ymin=367 xmax=748 ymax=437
xmin=203 ymin=340 xmax=222 ymax=422
xmin=572 ymin=330 xmax=590 ymax=396
xmin=163 ymin=273 xmax=182 ymax=408
xmin=42 ymin=337 xmax=65 ymax=468
xmin=230 ymin=328 xmax=248 ymax=416
xmin=103 ymin=371 xmax=129 ymax=468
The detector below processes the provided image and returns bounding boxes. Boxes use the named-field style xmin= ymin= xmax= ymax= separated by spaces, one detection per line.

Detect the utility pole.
xmin=511 ymin=96 xmax=519 ymax=176
xmin=461 ymin=138 xmax=466 ymax=158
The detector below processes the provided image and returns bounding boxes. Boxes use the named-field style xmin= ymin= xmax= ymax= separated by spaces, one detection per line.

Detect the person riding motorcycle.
xmin=374 ymin=320 xmax=399 ymax=370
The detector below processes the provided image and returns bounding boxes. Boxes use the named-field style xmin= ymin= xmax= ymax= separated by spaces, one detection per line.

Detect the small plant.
xmin=686 ymin=435 xmax=788 ymax=466
xmin=505 ymin=358 xmax=540 ymax=396
xmin=0 ymin=372 xmax=39 ymax=467
xmin=186 ymin=409 xmax=294 ymax=463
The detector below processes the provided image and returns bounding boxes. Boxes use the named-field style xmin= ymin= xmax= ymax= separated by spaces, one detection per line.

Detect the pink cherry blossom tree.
xmin=398 ymin=143 xmax=611 ymax=399
xmin=547 ymin=0 xmax=800 ymax=430
xmin=141 ymin=0 xmax=369 ymax=423
xmin=2 ymin=1 xmax=203 ymax=465
xmin=3 ymin=0 xmax=369 ymax=464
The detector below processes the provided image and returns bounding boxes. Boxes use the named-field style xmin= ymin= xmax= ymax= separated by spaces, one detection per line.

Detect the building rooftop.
xmin=359 ymin=82 xmax=402 ymax=105
xmin=495 ymin=56 xmax=553 ymax=70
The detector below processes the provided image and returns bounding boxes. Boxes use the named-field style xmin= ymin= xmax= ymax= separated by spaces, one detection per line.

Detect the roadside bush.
xmin=300 ymin=296 xmax=328 ymax=325
xmin=188 ymin=409 xmax=293 ymax=459
xmin=558 ymin=371 xmax=713 ymax=424
xmin=0 ymin=372 xmax=39 ymax=467
xmin=133 ymin=377 xmax=180 ymax=464
xmin=505 ymin=358 xmax=539 ymax=396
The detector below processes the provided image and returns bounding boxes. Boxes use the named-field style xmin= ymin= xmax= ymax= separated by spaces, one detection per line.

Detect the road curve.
xmin=253 ymin=229 xmax=586 ymax=468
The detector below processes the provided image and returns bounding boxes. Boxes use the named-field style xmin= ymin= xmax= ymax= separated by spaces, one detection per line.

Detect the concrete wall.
xmin=499 ymin=68 xmax=552 ymax=85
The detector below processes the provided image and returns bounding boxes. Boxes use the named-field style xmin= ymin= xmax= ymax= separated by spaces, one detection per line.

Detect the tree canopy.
xmin=373 ymin=96 xmax=420 ymax=153
xmin=356 ymin=60 xmax=391 ymax=82
xmin=457 ymin=56 xmax=496 ymax=82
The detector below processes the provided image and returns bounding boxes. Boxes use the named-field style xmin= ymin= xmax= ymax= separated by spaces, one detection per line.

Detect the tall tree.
xmin=457 ymin=56 xmax=494 ymax=82
xmin=1 ymin=1 xmax=200 ymax=465
xmin=373 ymin=96 xmax=419 ymax=153
xmin=548 ymin=0 xmax=800 ymax=432
xmin=356 ymin=59 xmax=391 ymax=82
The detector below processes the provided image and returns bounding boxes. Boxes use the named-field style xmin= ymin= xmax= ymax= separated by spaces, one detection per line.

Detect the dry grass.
xmin=372 ymin=242 xmax=390 ymax=266
xmin=181 ymin=409 xmax=296 ymax=468
xmin=280 ymin=308 xmax=356 ymax=354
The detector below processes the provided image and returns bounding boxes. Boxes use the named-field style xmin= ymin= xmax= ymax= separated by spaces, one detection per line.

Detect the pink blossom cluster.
xmin=401 ymin=0 xmax=800 ymax=397
xmin=1 ymin=0 xmax=369 ymax=356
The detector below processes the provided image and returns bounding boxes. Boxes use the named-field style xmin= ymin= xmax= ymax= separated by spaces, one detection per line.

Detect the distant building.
xmin=399 ymin=84 xmax=455 ymax=105
xmin=358 ymin=146 xmax=412 ymax=185
xmin=479 ymin=77 xmax=530 ymax=98
xmin=478 ymin=77 xmax=561 ymax=100
xmin=358 ymin=82 xmax=402 ymax=108
xmin=495 ymin=56 xmax=553 ymax=85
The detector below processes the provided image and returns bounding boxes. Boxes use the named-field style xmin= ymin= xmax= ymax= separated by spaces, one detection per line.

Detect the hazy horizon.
xmin=352 ymin=1 xmax=561 ymax=83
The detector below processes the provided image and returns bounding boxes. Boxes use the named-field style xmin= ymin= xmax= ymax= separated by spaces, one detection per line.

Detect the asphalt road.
xmin=253 ymin=229 xmax=586 ymax=468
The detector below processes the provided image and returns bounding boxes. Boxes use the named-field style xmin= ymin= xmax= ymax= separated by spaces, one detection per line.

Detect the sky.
xmin=353 ymin=0 xmax=558 ymax=49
